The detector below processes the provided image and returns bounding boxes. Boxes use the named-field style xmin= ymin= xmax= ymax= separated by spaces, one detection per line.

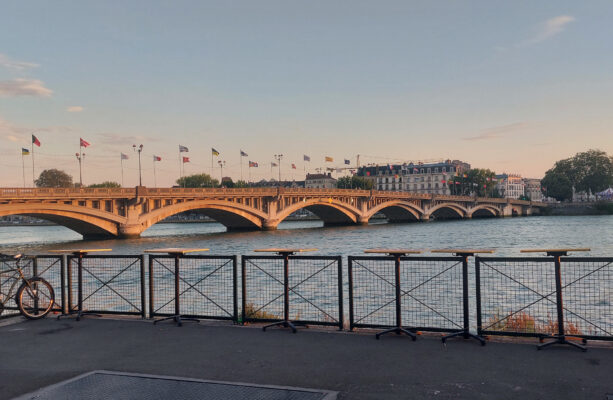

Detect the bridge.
xmin=0 ymin=187 xmax=546 ymax=239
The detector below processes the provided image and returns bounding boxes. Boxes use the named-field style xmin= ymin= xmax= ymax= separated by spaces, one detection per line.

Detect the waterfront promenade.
xmin=1 ymin=317 xmax=612 ymax=400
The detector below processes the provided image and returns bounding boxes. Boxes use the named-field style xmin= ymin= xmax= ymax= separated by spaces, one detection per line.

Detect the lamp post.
xmin=75 ymin=152 xmax=85 ymax=187
xmin=218 ymin=160 xmax=226 ymax=186
xmin=133 ymin=144 xmax=143 ymax=186
xmin=274 ymin=154 xmax=283 ymax=185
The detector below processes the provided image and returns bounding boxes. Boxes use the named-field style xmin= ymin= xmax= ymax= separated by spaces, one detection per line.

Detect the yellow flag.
xmin=325 ymin=156 xmax=333 ymax=162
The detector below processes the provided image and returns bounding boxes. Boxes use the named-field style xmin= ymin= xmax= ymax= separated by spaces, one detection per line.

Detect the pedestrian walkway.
xmin=0 ymin=317 xmax=611 ymax=400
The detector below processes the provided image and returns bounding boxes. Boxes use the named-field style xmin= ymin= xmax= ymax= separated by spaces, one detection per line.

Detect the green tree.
xmin=35 ymin=169 xmax=73 ymax=188
xmin=176 ymin=173 xmax=219 ymax=188
xmin=337 ymin=176 xmax=373 ymax=189
xmin=541 ymin=150 xmax=613 ymax=201
xmin=234 ymin=180 xmax=249 ymax=188
xmin=88 ymin=181 xmax=121 ymax=188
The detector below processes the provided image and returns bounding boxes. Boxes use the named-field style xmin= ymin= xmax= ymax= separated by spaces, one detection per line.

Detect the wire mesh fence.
xmin=68 ymin=255 xmax=145 ymax=317
xmin=0 ymin=256 xmax=33 ymax=318
xmin=559 ymin=257 xmax=613 ymax=341
xmin=348 ymin=256 xmax=465 ymax=332
xmin=242 ymin=256 xmax=343 ymax=328
xmin=477 ymin=257 xmax=562 ymax=338
xmin=149 ymin=255 xmax=237 ymax=321
xmin=32 ymin=256 xmax=64 ymax=314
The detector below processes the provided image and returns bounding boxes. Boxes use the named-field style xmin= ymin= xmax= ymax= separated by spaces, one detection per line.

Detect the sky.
xmin=1 ymin=1 xmax=612 ymax=187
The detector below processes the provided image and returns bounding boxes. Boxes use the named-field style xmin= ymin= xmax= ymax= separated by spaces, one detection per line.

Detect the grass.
xmin=486 ymin=311 xmax=583 ymax=335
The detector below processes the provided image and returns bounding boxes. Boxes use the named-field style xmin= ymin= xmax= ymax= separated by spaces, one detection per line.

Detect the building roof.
xmin=305 ymin=173 xmax=337 ymax=181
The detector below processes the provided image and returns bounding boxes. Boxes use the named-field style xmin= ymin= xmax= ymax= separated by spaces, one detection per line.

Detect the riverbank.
xmin=1 ymin=317 xmax=611 ymax=400
xmin=543 ymin=201 xmax=613 ymax=216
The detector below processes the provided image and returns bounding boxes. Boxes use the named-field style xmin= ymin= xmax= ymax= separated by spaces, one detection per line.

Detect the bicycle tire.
xmin=16 ymin=278 xmax=55 ymax=319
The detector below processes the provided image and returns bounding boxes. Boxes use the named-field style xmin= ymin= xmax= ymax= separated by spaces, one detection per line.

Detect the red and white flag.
xmin=80 ymin=138 xmax=90 ymax=147
xmin=32 ymin=135 xmax=41 ymax=147
xmin=153 ymin=155 xmax=162 ymax=161
xmin=182 ymin=156 xmax=190 ymax=163
xmin=291 ymin=163 xmax=296 ymax=169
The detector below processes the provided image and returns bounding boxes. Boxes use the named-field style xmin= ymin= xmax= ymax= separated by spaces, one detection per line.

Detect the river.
xmin=0 ymin=215 xmax=611 ymax=256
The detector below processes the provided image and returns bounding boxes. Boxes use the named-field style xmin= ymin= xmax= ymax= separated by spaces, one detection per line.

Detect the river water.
xmin=0 ymin=215 xmax=612 ymax=256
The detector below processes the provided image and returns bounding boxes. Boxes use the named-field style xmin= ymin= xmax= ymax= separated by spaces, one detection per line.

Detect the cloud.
xmin=0 ymin=78 xmax=53 ymax=97
xmin=0 ymin=53 xmax=39 ymax=70
xmin=67 ymin=106 xmax=84 ymax=112
xmin=522 ymin=15 xmax=575 ymax=46
xmin=462 ymin=122 xmax=531 ymax=141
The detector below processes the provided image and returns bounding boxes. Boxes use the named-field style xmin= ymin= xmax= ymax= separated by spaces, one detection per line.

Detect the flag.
xmin=394 ymin=174 xmax=399 ymax=179
xmin=483 ymin=184 xmax=487 ymax=188
xmin=32 ymin=135 xmax=41 ymax=147
xmin=350 ymin=169 xmax=356 ymax=175
xmin=366 ymin=171 xmax=370 ymax=176
xmin=249 ymin=161 xmax=258 ymax=167
xmin=344 ymin=159 xmax=350 ymax=165
xmin=182 ymin=156 xmax=190 ymax=163
xmin=80 ymin=138 xmax=90 ymax=147
xmin=413 ymin=167 xmax=419 ymax=172
xmin=153 ymin=155 xmax=161 ymax=161
xmin=441 ymin=180 xmax=446 ymax=184
xmin=325 ymin=156 xmax=333 ymax=162
xmin=271 ymin=162 xmax=278 ymax=167
xmin=22 ymin=148 xmax=30 ymax=155
xmin=463 ymin=173 xmax=468 ymax=178
xmin=212 ymin=148 xmax=219 ymax=156
xmin=291 ymin=163 xmax=296 ymax=169
xmin=179 ymin=145 xmax=189 ymax=152
xmin=121 ymin=153 xmax=129 ymax=160
xmin=455 ymin=181 xmax=460 ymax=185
xmin=303 ymin=155 xmax=310 ymax=162
xmin=240 ymin=150 xmax=248 ymax=157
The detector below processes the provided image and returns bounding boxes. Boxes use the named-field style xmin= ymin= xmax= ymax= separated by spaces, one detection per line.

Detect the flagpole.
xmin=22 ymin=152 xmax=26 ymax=188
xmin=153 ymin=158 xmax=157 ymax=187
xmin=31 ymin=139 xmax=35 ymax=187
xmin=240 ymin=152 xmax=243 ymax=182
xmin=79 ymin=143 xmax=83 ymax=187
xmin=121 ymin=157 xmax=124 ymax=187
xmin=248 ymin=165 xmax=251 ymax=183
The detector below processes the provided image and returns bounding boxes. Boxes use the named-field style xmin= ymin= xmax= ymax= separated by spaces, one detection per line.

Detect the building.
xmin=305 ymin=173 xmax=337 ymax=189
xmin=523 ymin=178 xmax=542 ymax=202
xmin=357 ymin=160 xmax=471 ymax=195
xmin=496 ymin=174 xmax=525 ymax=199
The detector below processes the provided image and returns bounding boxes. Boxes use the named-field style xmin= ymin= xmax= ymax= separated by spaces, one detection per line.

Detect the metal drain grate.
xmin=12 ymin=370 xmax=337 ymax=400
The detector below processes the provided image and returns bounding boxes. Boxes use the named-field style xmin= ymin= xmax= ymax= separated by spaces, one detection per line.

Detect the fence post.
xmin=475 ymin=256 xmax=483 ymax=336
xmin=337 ymin=256 xmax=343 ymax=331
xmin=148 ymin=255 xmax=154 ymax=319
xmin=60 ymin=255 xmax=67 ymax=314
xmin=232 ymin=255 xmax=238 ymax=324
xmin=348 ymin=256 xmax=354 ymax=331
xmin=140 ymin=254 xmax=146 ymax=319
xmin=67 ymin=256 xmax=73 ymax=313
xmin=32 ymin=257 xmax=39 ymax=312
xmin=241 ymin=256 xmax=247 ymax=324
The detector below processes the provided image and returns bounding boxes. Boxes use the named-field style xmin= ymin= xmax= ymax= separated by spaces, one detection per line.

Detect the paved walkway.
xmin=0 ymin=317 xmax=612 ymax=400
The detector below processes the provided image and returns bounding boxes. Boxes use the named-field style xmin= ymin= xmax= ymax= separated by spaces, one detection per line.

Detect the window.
xmin=434 ymin=168 xmax=439 ymax=173
xmin=442 ymin=167 xmax=446 ymax=172
xmin=427 ymin=168 xmax=431 ymax=173
xmin=420 ymin=168 xmax=424 ymax=173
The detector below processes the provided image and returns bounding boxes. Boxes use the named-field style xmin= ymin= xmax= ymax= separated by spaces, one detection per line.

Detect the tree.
xmin=541 ymin=150 xmax=613 ymax=201
xmin=234 ymin=180 xmax=249 ymax=188
xmin=88 ymin=181 xmax=121 ymax=188
xmin=337 ymin=176 xmax=373 ymax=189
xmin=448 ymin=169 xmax=496 ymax=196
xmin=35 ymin=169 xmax=73 ymax=188
xmin=176 ymin=173 xmax=219 ymax=188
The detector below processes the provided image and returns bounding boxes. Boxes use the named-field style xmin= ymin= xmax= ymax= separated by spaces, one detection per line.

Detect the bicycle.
xmin=0 ymin=253 xmax=55 ymax=319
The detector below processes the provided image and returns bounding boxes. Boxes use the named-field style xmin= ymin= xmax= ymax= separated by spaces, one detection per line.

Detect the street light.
xmin=274 ymin=154 xmax=283 ymax=185
xmin=133 ymin=144 xmax=143 ymax=186
xmin=218 ymin=160 xmax=226 ymax=186
xmin=75 ymin=152 xmax=85 ymax=187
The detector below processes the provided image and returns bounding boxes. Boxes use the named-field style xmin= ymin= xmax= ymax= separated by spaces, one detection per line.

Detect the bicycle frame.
xmin=0 ymin=259 xmax=34 ymax=309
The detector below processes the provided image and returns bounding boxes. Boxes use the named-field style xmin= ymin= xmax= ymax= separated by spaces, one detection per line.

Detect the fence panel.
xmin=68 ymin=255 xmax=145 ymax=317
xmin=0 ymin=256 xmax=33 ymax=318
xmin=149 ymin=255 xmax=237 ymax=321
xmin=242 ymin=255 xmax=343 ymax=328
xmin=559 ymin=257 xmax=613 ymax=341
xmin=349 ymin=256 xmax=465 ymax=332
xmin=476 ymin=257 xmax=559 ymax=338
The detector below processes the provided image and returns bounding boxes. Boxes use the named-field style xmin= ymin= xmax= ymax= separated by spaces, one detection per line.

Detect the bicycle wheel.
xmin=16 ymin=278 xmax=55 ymax=319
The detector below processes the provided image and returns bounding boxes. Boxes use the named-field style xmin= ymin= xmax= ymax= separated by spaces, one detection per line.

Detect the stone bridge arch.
xmin=364 ymin=201 xmax=424 ymax=223
xmin=272 ymin=198 xmax=361 ymax=229
xmin=139 ymin=200 xmax=268 ymax=233
xmin=467 ymin=205 xmax=500 ymax=218
xmin=0 ymin=204 xmax=123 ymax=239
xmin=426 ymin=202 xmax=468 ymax=220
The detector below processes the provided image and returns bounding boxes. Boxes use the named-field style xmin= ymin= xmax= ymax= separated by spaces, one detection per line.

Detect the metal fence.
xmin=1 ymin=255 xmax=65 ymax=318
xmin=348 ymin=256 xmax=465 ymax=333
xmin=149 ymin=255 xmax=237 ymax=321
xmin=67 ymin=255 xmax=145 ymax=317
xmin=476 ymin=256 xmax=613 ymax=341
xmin=242 ymin=255 xmax=343 ymax=329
